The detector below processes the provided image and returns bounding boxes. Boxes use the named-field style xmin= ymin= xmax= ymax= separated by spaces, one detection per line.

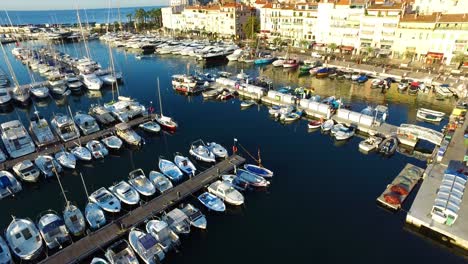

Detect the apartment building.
xmin=413 ymin=0 xmax=468 ymax=15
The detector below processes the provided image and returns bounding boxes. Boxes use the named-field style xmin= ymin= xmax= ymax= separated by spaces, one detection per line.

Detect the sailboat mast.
xmin=157 ymin=77 xmax=163 ymax=116
xmin=75 ymin=6 xmax=91 ymax=59
xmin=0 ymin=41 xmax=20 ymax=88
xmin=79 ymin=173 xmax=90 ymax=199
xmin=52 ymin=163 xmax=69 ymax=204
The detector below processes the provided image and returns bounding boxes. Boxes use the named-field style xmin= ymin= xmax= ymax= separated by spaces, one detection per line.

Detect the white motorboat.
xmin=50 ymin=85 xmax=70 ymax=96
xmin=0 ymin=236 xmax=12 ymax=264
xmin=104 ymin=99 xmax=145 ymax=122
xmin=128 ymin=169 xmax=156 ymax=197
xmin=206 ymin=142 xmax=228 ymax=159
xmin=435 ymin=84 xmax=453 ymax=97
xmin=189 ymin=140 xmax=215 ymax=163
xmin=333 ymin=124 xmax=355 ymax=141
xmin=29 ymin=112 xmax=58 ymax=147
xmin=162 ymin=208 xmax=190 ymax=235
xmin=244 ymin=164 xmax=274 ymax=178
xmin=86 ymin=140 xmax=109 ymax=159
xmin=85 ymin=202 xmax=106 ymax=229
xmin=321 ymin=119 xmax=334 ymax=132
xmin=74 ymin=112 xmax=100 ymax=135
xmin=29 ymin=86 xmax=49 ymax=99
xmin=54 ymin=150 xmax=77 ymax=169
xmin=34 ymin=155 xmax=62 ymax=178
xmin=89 ymin=187 xmax=122 ymax=213
xmin=0 ymin=149 xmax=6 ymax=163
xmin=146 ymin=220 xmax=180 ymax=253
xmin=63 ymin=202 xmax=86 ymax=236
xmin=208 ymin=180 xmax=244 ymax=206
xmin=109 ymin=181 xmax=140 ymax=205
xmin=240 ymin=100 xmax=255 ymax=108
xmin=81 ymin=73 xmax=103 ymax=90
xmin=272 ymin=59 xmax=285 ymax=67
xmin=71 ymin=145 xmax=92 ymax=161
xmin=174 ymin=154 xmax=196 ymax=176
xmin=66 ymin=75 xmax=83 ymax=92
xmin=226 ymin=48 xmax=243 ymax=61
xmin=51 ymin=113 xmax=80 ymax=142
xmin=11 ymin=88 xmax=31 ymax=105
xmin=181 ymin=203 xmax=207 ymax=229
xmin=416 ymin=108 xmax=445 ymax=122
xmin=115 ymin=123 xmax=142 ymax=146
xmin=95 ymin=71 xmax=117 ymax=86
xmin=12 ymin=160 xmax=41 ymax=183
xmin=0 ymin=171 xmax=22 ymax=199
xmin=102 ymin=135 xmax=123 ymax=150
xmin=149 ymin=171 xmax=173 ymax=193
xmin=89 ymin=104 xmax=116 ymax=125
xmin=198 ymin=192 xmax=226 ymax=212
xmin=91 ymin=257 xmax=109 ymax=264
xmin=105 ymin=240 xmax=139 ymax=264
xmin=1 ymin=120 xmax=36 ymax=158
xmin=0 ymin=88 xmax=12 ymax=105
xmin=5 ymin=217 xmax=43 ymax=260
xmin=128 ymin=229 xmax=165 ymax=264
xmin=37 ymin=212 xmax=70 ymax=249
xmin=237 ymin=169 xmax=269 ymax=187
xmin=359 ymin=136 xmax=383 ymax=152
xmin=139 ymin=121 xmax=161 ymax=133
xmin=158 ymin=158 xmax=183 ymax=181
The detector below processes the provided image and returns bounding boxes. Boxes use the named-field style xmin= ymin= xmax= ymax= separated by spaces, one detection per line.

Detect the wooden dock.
xmin=0 ymin=115 xmax=154 ymax=171
xmin=39 ymin=155 xmax=245 ymax=264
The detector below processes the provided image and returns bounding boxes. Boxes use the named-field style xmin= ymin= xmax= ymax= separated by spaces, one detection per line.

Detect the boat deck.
xmin=376 ymin=163 xmax=424 ymax=210
xmin=39 ymin=155 xmax=245 ymax=264
xmin=0 ymin=115 xmax=154 ymax=170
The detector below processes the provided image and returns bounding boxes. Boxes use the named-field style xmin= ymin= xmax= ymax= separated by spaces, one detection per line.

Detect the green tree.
xmin=243 ymin=16 xmax=260 ymax=39
xmin=126 ymin=13 xmax=133 ymax=23
xmin=134 ymin=8 xmax=147 ymax=30
xmin=148 ymin=8 xmax=162 ymax=28
xmin=298 ymin=39 xmax=309 ymax=49
xmin=404 ymin=50 xmax=415 ymax=61
xmin=452 ymin=52 xmax=466 ymax=69
xmin=327 ymin=43 xmax=337 ymax=54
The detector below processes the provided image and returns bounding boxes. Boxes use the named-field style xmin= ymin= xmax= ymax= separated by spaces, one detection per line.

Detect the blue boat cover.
xmin=0 ymin=176 xmax=12 ymax=189
xmin=42 ymin=219 xmax=64 ymax=234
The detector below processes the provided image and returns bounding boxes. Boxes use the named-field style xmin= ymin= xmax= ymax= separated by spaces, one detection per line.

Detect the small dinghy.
xmin=244 ymin=164 xmax=274 ymax=178
xmin=359 ymin=136 xmax=383 ymax=152
xmin=198 ymin=192 xmax=226 ymax=212
xmin=12 ymin=159 xmax=40 ymax=183
xmin=416 ymin=108 xmax=444 ymax=123
xmin=89 ymin=187 xmax=121 ymax=213
xmin=86 ymin=140 xmax=109 ymax=159
xmin=174 ymin=154 xmax=197 ymax=176
xmin=181 ymin=203 xmax=207 ymax=229
xmin=70 ymin=145 xmax=92 ymax=161
xmin=105 ymin=240 xmax=139 ymax=264
xmin=149 ymin=171 xmax=173 ymax=193
xmin=334 ymin=124 xmax=355 ymax=141
xmin=109 ymin=181 xmax=140 ymax=206
xmin=101 ymin=135 xmax=123 ymax=151
xmin=308 ymin=119 xmax=323 ymax=129
xmin=162 ymin=208 xmax=191 ymax=235
xmin=37 ymin=212 xmax=70 ymax=249
xmin=189 ymin=139 xmax=215 ymax=163
xmin=54 ymin=150 xmax=77 ymax=169
xmin=208 ymin=180 xmax=244 ymax=206
xmin=321 ymin=119 xmax=334 ymax=132
xmin=240 ymin=100 xmax=255 ymax=108
xmin=128 ymin=228 xmax=165 ymax=264
xmin=159 ymin=158 xmax=183 ymax=181
xmin=128 ymin=169 xmax=156 ymax=197
xmin=379 ymin=136 xmax=398 ymax=156
xmin=34 ymin=155 xmax=62 ymax=178
xmin=0 ymin=171 xmax=22 ymax=199
xmin=280 ymin=111 xmax=302 ymax=123
xmin=85 ymin=202 xmax=106 ymax=229
xmin=206 ymin=142 xmax=228 ymax=159
xmin=268 ymin=105 xmax=281 ymax=116
xmin=63 ymin=202 xmax=85 ymax=236
xmin=139 ymin=121 xmax=161 ymax=133
xmin=5 ymin=217 xmax=43 ymax=261
xmin=237 ymin=169 xmax=269 ymax=187
xmin=146 ymin=220 xmax=180 ymax=253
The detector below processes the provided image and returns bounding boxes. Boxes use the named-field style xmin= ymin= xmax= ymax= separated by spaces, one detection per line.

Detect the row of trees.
xmin=126 ymin=8 xmax=162 ymax=31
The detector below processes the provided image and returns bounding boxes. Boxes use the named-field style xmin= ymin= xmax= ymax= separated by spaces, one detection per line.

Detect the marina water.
xmin=0 ymin=39 xmax=465 ymax=263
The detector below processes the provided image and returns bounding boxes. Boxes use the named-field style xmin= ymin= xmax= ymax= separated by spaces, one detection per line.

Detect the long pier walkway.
xmin=39 ymin=155 xmax=245 ymax=264
xmin=0 ymin=114 xmax=154 ymax=170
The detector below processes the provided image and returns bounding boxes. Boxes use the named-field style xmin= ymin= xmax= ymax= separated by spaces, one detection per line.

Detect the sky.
xmin=2 ymin=0 xmax=169 ymax=11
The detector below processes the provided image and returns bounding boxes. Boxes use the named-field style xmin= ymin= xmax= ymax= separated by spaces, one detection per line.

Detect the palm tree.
xmin=452 ymin=52 xmax=466 ymax=69
xmin=126 ymin=13 xmax=132 ymax=23
xmin=298 ymin=39 xmax=309 ymax=49
xmin=134 ymin=8 xmax=147 ymax=30
xmin=327 ymin=43 xmax=337 ymax=54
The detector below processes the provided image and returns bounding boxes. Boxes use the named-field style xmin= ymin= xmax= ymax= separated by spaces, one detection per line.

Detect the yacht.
xmin=74 ymin=112 xmax=100 ymax=135
xmin=101 ymin=135 xmax=123 ymax=151
xmin=171 ymin=74 xmax=197 ymax=88
xmin=89 ymin=104 xmax=116 ymax=125
xmin=81 ymin=73 xmax=103 ymax=90
xmin=162 ymin=208 xmax=190 ymax=235
xmin=65 ymin=74 xmax=84 ymax=92
xmin=11 ymin=87 xmax=31 ymax=105
xmin=5 ymin=217 xmax=43 ymax=260
xmin=12 ymin=160 xmax=41 ymax=183
xmin=35 ymin=155 xmax=62 ymax=178
xmin=226 ymin=48 xmax=244 ymax=61
xmin=29 ymin=86 xmax=49 ymax=99
xmin=95 ymin=70 xmax=117 ymax=85
xmin=115 ymin=123 xmax=142 ymax=146
xmin=105 ymin=100 xmax=146 ymax=122
xmin=29 ymin=112 xmax=58 ymax=147
xmin=146 ymin=220 xmax=180 ymax=253
xmin=89 ymin=187 xmax=122 ymax=213
xmin=0 ymin=120 xmax=36 ymax=158
xmin=51 ymin=113 xmax=80 ymax=142
xmin=0 ymin=171 xmax=23 ymax=199
xmin=37 ymin=212 xmax=70 ymax=249
xmin=105 ymin=240 xmax=138 ymax=264
xmin=71 ymin=145 xmax=92 ymax=161
xmin=128 ymin=229 xmax=165 ymax=264
xmin=0 ymin=88 xmax=12 ymax=105
xmin=109 ymin=181 xmax=140 ymax=205
xmin=0 ymin=236 xmax=12 ymax=264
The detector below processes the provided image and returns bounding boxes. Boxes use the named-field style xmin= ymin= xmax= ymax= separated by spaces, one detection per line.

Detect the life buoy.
xmin=232 ymin=146 xmax=238 ymax=153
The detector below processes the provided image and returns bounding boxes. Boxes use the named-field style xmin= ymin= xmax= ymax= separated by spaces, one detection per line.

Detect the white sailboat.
xmin=154 ymin=77 xmax=178 ymax=132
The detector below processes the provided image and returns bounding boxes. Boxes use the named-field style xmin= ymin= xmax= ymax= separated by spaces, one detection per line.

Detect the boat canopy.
xmin=139 ymin=233 xmax=158 ymax=250
xmin=42 ymin=219 xmax=64 ymax=234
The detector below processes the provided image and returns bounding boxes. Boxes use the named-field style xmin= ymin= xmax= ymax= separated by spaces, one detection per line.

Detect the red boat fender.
xmin=384 ymin=193 xmax=401 ymax=205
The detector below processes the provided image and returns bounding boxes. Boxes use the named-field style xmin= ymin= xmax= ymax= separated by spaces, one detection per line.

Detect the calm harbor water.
xmin=0 ymin=40 xmax=465 ymax=263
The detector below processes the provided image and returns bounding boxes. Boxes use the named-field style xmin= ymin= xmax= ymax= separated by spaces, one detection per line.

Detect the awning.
xmin=260 ymin=30 xmax=270 ymax=33
xmin=340 ymin=46 xmax=354 ymax=51
xmin=426 ymin=52 xmax=444 ymax=59
xmin=313 ymin=43 xmax=326 ymax=47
